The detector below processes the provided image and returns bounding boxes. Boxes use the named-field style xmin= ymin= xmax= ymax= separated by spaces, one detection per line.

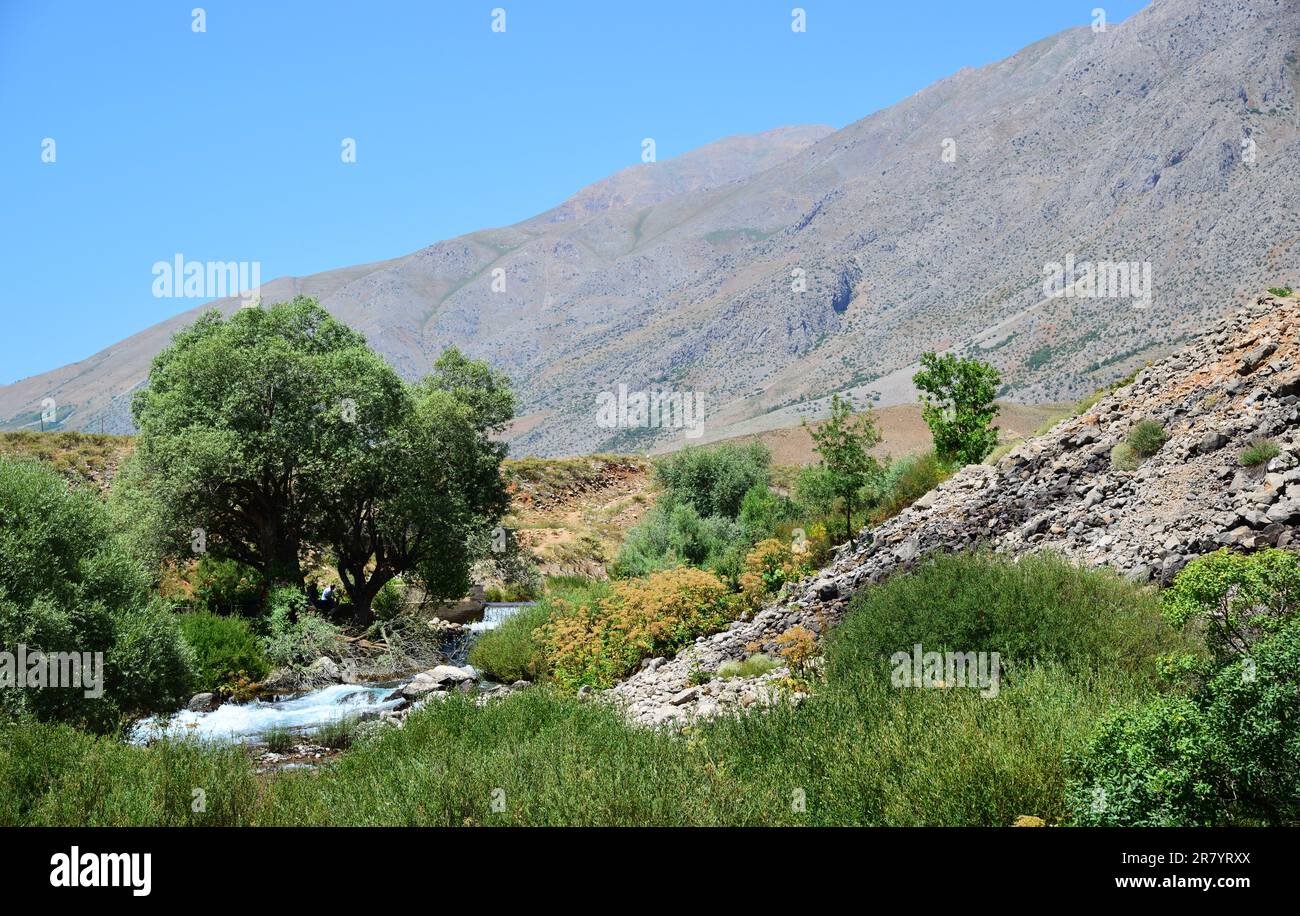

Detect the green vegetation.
xmin=262 ymin=726 xmax=296 ymax=754
xmin=867 ymin=451 xmax=950 ymax=523
xmin=829 ymin=551 xmax=1182 ymax=684
xmin=0 ymin=553 xmax=1181 ymax=826
xmin=314 ymin=717 xmax=359 ymax=750
xmin=913 ymin=352 xmax=1002 ymax=466
xmin=468 ymin=578 xmax=610 ymax=683
xmin=1267 ymin=287 xmax=1293 ymax=297
xmin=0 ymin=431 xmax=133 ymax=488
xmin=260 ymin=589 xmax=342 ymax=669
xmin=0 ymin=456 xmax=193 ymax=733
xmin=127 ymin=297 xmax=513 ymax=620
xmin=716 ymin=654 xmax=778 ymax=679
xmin=802 ymin=394 xmax=882 ymax=546
xmin=612 ymin=442 xmax=776 ymax=580
xmin=1239 ymin=439 xmax=1280 ymax=468
xmin=1111 ymin=418 xmax=1167 ymax=471
xmin=538 ymin=567 xmax=738 ymax=691
xmin=1068 ymin=549 xmax=1300 ymax=826
xmin=1126 ymin=418 xmax=1168 ymax=458
xmin=176 ymin=612 xmax=269 ymax=693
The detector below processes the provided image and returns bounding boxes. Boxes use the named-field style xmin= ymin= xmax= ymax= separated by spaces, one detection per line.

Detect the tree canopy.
xmin=129 ymin=297 xmax=514 ymax=620
xmin=913 ymin=352 xmax=1001 ymax=466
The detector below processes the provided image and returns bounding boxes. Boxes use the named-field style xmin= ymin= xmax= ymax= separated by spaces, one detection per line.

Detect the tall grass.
xmin=0 ymin=554 xmax=1186 ymax=826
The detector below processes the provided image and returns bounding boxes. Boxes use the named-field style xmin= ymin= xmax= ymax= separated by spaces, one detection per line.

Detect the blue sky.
xmin=0 ymin=0 xmax=1149 ymax=385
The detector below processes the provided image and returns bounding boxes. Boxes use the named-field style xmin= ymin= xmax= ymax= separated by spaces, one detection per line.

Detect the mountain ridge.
xmin=3 ymin=0 xmax=1297 ymax=457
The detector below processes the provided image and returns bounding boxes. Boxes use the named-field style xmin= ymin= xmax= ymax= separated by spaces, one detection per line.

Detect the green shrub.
xmin=717 ymin=654 xmax=778 ymax=679
xmin=827 ymin=552 xmax=1180 ymax=687
xmin=1267 ymin=287 xmax=1292 ymax=297
xmin=611 ymin=502 xmax=746 ymax=579
xmin=315 ymin=716 xmax=359 ymax=750
xmin=372 ymin=579 xmax=405 ymax=621
xmin=653 ymin=442 xmax=770 ymax=520
xmin=869 ymin=450 xmax=951 ymax=523
xmin=1162 ymin=547 xmax=1300 ymax=665
xmin=1238 ymin=439 xmax=1280 ymax=467
xmin=177 ymin=611 xmax=270 ymax=692
xmin=190 ymin=556 xmax=263 ymax=613
xmin=469 ymin=579 xmax=612 ymax=683
xmin=0 ymin=456 xmax=194 ymax=732
xmin=261 ymin=589 xmax=342 ymax=669
xmin=468 ymin=603 xmax=556 ymax=682
xmin=263 ymin=726 xmax=296 ymax=754
xmin=737 ymin=482 xmax=798 ymax=541
xmin=539 ymin=567 xmax=738 ymax=691
xmin=1126 ymin=419 xmax=1167 ymax=458
xmin=1068 ymin=619 xmax=1300 ymax=826
xmin=1109 ymin=441 xmax=1139 ymax=471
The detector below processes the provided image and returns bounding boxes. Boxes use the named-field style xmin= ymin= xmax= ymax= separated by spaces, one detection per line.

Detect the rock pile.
xmin=609 ymin=292 xmax=1299 ymax=725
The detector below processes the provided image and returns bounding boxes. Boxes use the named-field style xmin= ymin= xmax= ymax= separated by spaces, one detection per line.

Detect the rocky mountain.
xmin=611 ymin=289 xmax=1300 ymax=725
xmin=2 ymin=0 xmax=1297 ymax=456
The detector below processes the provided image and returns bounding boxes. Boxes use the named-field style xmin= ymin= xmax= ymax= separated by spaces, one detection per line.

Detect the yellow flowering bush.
xmin=775 ymin=625 xmax=818 ymax=675
xmin=539 ymin=567 xmax=738 ymax=691
xmin=739 ymin=538 xmax=814 ymax=611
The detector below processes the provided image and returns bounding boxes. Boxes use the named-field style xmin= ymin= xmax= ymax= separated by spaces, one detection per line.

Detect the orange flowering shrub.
xmin=539 ymin=567 xmax=738 ymax=691
xmin=774 ymin=625 xmax=818 ymax=674
xmin=739 ymin=538 xmax=814 ymax=611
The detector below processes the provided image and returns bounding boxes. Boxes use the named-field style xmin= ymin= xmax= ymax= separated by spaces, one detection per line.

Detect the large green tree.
xmin=804 ymin=394 xmax=883 ymax=547
xmin=913 ymin=352 xmax=1001 ymax=466
xmin=131 ymin=298 xmax=514 ymax=621
xmin=132 ymin=298 xmax=379 ymax=585
xmin=316 ymin=348 xmax=515 ymax=623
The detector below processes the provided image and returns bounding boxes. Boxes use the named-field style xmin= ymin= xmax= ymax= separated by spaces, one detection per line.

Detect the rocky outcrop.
xmin=609 ymin=292 xmax=1300 ymax=725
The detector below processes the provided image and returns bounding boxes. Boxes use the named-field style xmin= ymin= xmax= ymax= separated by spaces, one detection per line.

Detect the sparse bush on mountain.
xmin=1239 ymin=439 xmax=1280 ymax=467
xmin=1267 ymin=287 xmax=1293 ymax=297
xmin=716 ymin=654 xmax=778 ymax=679
xmin=1126 ymin=418 xmax=1168 ymax=458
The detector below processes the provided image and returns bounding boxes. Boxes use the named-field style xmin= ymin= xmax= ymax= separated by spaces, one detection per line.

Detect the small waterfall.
xmin=132 ymin=602 xmax=541 ymax=746
xmin=468 ymin=602 xmax=535 ymax=633
xmin=131 ymin=682 xmax=403 ymax=745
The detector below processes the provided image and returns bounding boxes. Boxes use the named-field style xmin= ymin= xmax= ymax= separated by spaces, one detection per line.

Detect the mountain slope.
xmin=611 ymin=289 xmax=1300 ymax=725
xmin=3 ymin=0 xmax=1297 ymax=456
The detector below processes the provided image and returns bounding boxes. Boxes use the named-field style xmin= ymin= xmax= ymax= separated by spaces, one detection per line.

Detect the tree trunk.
xmin=340 ymin=566 xmax=391 ymax=630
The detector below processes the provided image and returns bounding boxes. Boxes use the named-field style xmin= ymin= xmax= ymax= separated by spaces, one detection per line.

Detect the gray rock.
xmin=1196 ymin=431 xmax=1228 ymax=454
xmin=1238 ymin=341 xmax=1277 ymax=375
xmin=670 ymin=686 xmax=700 ymax=705
xmin=186 ymin=692 xmax=220 ymax=712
